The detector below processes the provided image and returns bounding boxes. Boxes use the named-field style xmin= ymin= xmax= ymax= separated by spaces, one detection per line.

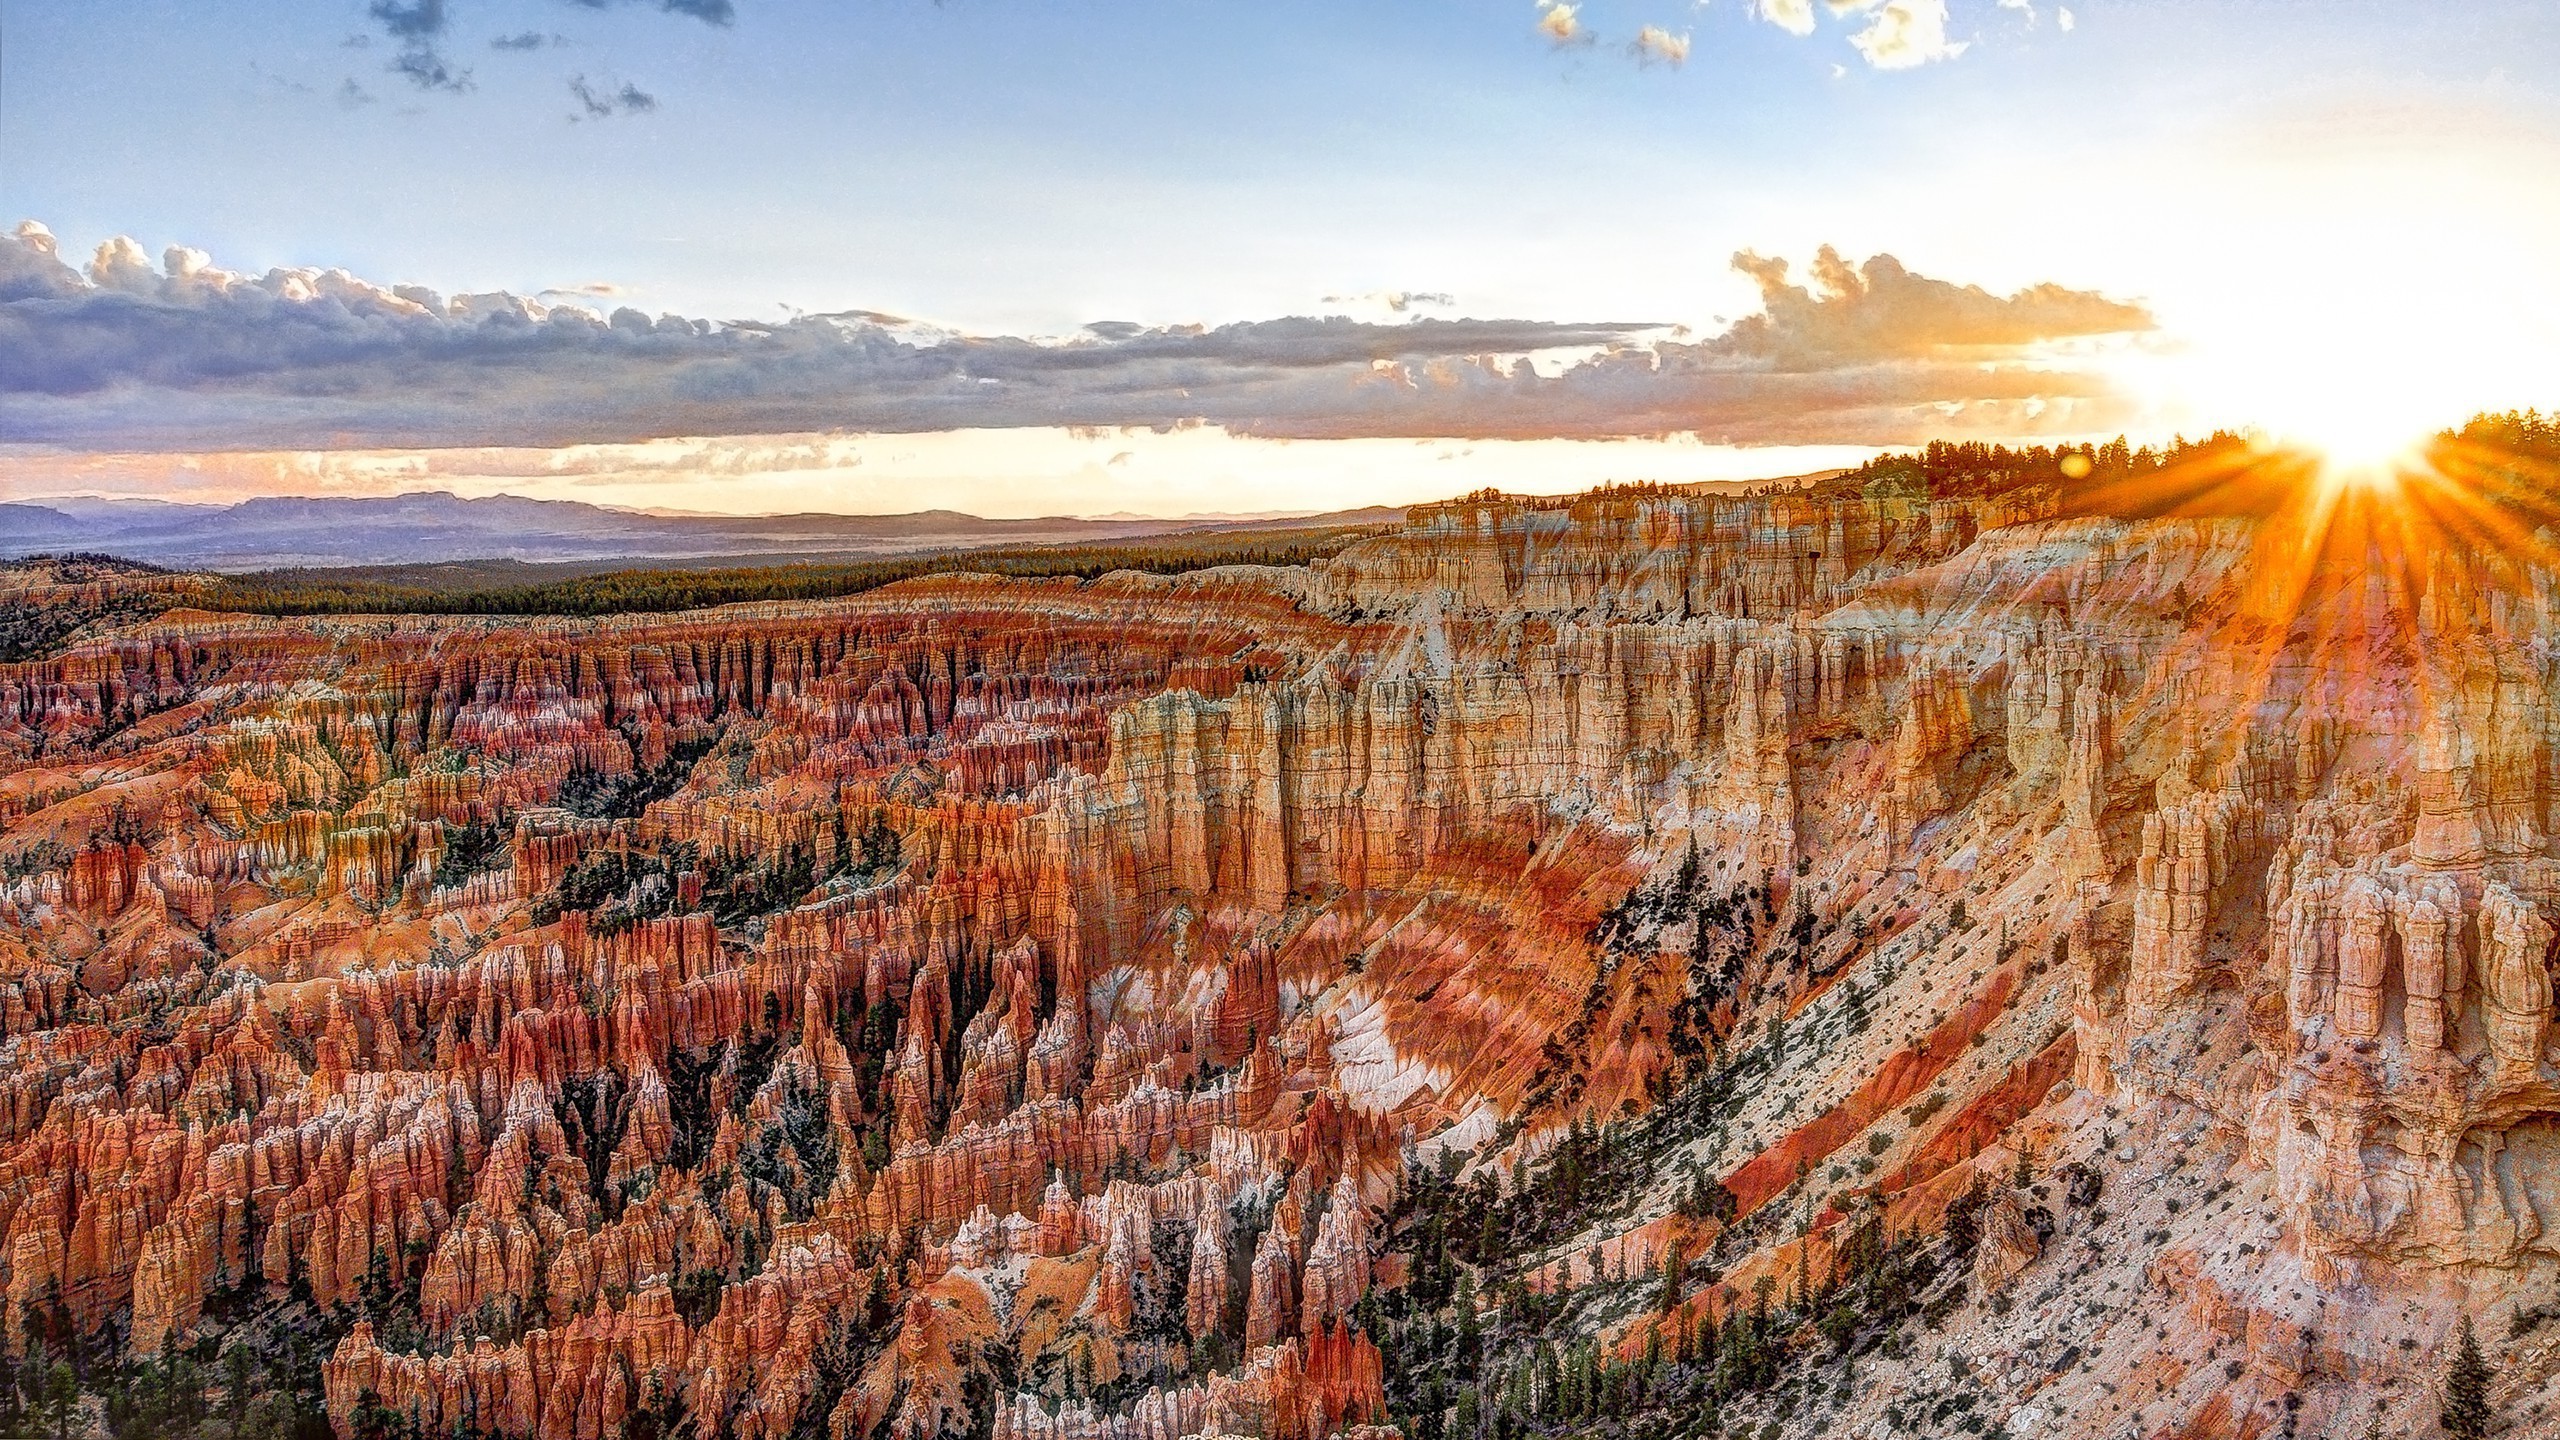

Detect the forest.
xmin=1819 ymin=432 xmax=2257 ymax=513
xmin=0 ymin=526 xmax=1385 ymax=664
xmin=200 ymin=525 xmax=1387 ymax=618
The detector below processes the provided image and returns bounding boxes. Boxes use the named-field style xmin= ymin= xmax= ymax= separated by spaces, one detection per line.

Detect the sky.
xmin=4 ymin=0 xmax=2558 ymax=517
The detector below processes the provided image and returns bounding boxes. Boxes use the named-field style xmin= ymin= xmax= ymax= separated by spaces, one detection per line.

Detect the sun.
xmin=2294 ymin=424 xmax=2428 ymax=498
xmin=2098 ymin=326 xmax=2458 ymax=506
xmin=2230 ymin=364 xmax=2439 ymax=494
xmin=2273 ymin=397 xmax=2428 ymax=484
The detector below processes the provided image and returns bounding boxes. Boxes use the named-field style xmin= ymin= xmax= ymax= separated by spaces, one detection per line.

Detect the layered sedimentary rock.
xmin=8 ymin=471 xmax=2560 ymax=1440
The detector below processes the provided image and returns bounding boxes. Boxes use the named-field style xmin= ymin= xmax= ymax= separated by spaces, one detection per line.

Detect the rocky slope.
xmin=0 ymin=468 xmax=2554 ymax=1440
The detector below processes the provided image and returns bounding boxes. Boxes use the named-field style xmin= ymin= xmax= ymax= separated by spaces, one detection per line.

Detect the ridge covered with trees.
xmin=201 ymin=526 xmax=1387 ymax=618
xmin=0 ymin=526 xmax=1386 ymax=663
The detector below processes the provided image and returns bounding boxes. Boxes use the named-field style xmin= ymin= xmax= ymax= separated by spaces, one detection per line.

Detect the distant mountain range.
xmin=0 ymin=492 xmax=1404 ymax=572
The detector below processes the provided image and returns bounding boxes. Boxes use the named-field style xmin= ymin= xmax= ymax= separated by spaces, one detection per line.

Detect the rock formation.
xmin=6 ymin=468 xmax=2560 ymax=1440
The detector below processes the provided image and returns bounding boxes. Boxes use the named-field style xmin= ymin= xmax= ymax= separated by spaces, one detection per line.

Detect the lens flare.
xmin=2231 ymin=366 xmax=2439 ymax=494
xmin=2285 ymin=419 xmax=2428 ymax=497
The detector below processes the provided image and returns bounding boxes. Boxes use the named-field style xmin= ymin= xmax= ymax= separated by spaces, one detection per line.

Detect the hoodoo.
xmin=6 ymin=467 xmax=2560 ymax=1437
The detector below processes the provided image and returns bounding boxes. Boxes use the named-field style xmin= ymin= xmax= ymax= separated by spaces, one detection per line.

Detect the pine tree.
xmin=1412 ymin=1377 xmax=1448 ymax=1440
xmin=1454 ymin=1271 xmax=1482 ymax=1367
xmin=40 ymin=1356 xmax=78 ymax=1440
xmin=2441 ymin=1315 xmax=2493 ymax=1439
xmin=1945 ymin=1175 xmax=1988 ymax=1256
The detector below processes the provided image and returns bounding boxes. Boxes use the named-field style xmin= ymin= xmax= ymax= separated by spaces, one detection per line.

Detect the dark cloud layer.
xmin=0 ymin=222 xmax=2154 ymax=451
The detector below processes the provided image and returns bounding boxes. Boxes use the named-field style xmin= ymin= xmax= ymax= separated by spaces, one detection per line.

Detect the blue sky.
xmin=5 ymin=1 xmax=2559 ymax=514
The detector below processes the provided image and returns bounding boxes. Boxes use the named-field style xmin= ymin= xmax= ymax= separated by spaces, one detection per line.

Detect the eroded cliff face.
xmin=4 ymin=479 xmax=2559 ymax=1440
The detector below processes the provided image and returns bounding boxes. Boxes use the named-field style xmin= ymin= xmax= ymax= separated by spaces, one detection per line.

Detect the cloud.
xmin=1755 ymin=0 xmax=1818 ymax=38
xmin=358 ymin=0 xmax=713 ymax=96
xmin=1537 ymin=2 xmax=1585 ymax=45
xmin=1752 ymin=0 xmax=1966 ymax=68
xmin=391 ymin=48 xmax=472 ymax=91
xmin=0 ymin=223 xmax=83 ymax=302
xmin=1717 ymin=244 xmax=2149 ymax=365
xmin=0 ymin=226 xmax=2153 ymax=451
xmin=1631 ymin=26 xmax=1692 ymax=65
xmin=569 ymin=77 xmax=659 ymax=118
xmin=565 ymin=0 xmax=736 ymax=25
xmin=1846 ymin=0 xmax=1967 ymax=69
xmin=365 ymin=0 xmax=473 ymax=92
xmin=365 ymin=0 xmax=446 ymax=42
xmin=2058 ymin=6 xmax=2074 ymax=29
xmin=1322 ymin=291 xmax=1456 ymax=315
xmin=542 ymin=282 xmax=628 ymax=299
xmin=386 ymin=46 xmax=473 ymax=89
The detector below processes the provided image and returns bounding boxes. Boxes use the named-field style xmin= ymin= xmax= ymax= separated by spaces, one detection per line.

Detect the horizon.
xmin=2 ymin=468 xmax=1835 ymax=525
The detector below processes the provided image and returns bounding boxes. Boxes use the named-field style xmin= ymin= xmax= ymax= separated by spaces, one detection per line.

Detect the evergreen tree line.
xmin=2451 ymin=408 xmax=2560 ymax=464
xmin=1827 ymin=433 xmax=2254 ymax=510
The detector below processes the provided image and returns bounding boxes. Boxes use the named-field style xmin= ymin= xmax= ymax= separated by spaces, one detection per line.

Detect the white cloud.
xmin=1537 ymin=1 xmax=1583 ymax=43
xmin=1632 ymin=25 xmax=1693 ymax=65
xmin=1755 ymin=0 xmax=1818 ymax=37
xmin=1758 ymin=0 xmax=1965 ymax=69
xmin=87 ymin=236 xmax=160 ymax=294
xmin=1322 ymin=290 xmax=1457 ymax=316
xmin=2058 ymin=6 xmax=2075 ymax=30
xmin=1848 ymin=0 xmax=1967 ymax=69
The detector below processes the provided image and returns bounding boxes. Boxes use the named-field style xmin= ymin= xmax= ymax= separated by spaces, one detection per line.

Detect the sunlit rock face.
xmin=6 ymin=476 xmax=2560 ymax=1440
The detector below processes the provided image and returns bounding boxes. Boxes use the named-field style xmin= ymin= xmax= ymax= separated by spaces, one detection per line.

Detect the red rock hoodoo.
xmin=4 ymin=476 xmax=2557 ymax=1440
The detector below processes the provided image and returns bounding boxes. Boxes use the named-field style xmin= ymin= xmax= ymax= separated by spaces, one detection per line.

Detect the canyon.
xmin=2 ymin=466 xmax=2557 ymax=1440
